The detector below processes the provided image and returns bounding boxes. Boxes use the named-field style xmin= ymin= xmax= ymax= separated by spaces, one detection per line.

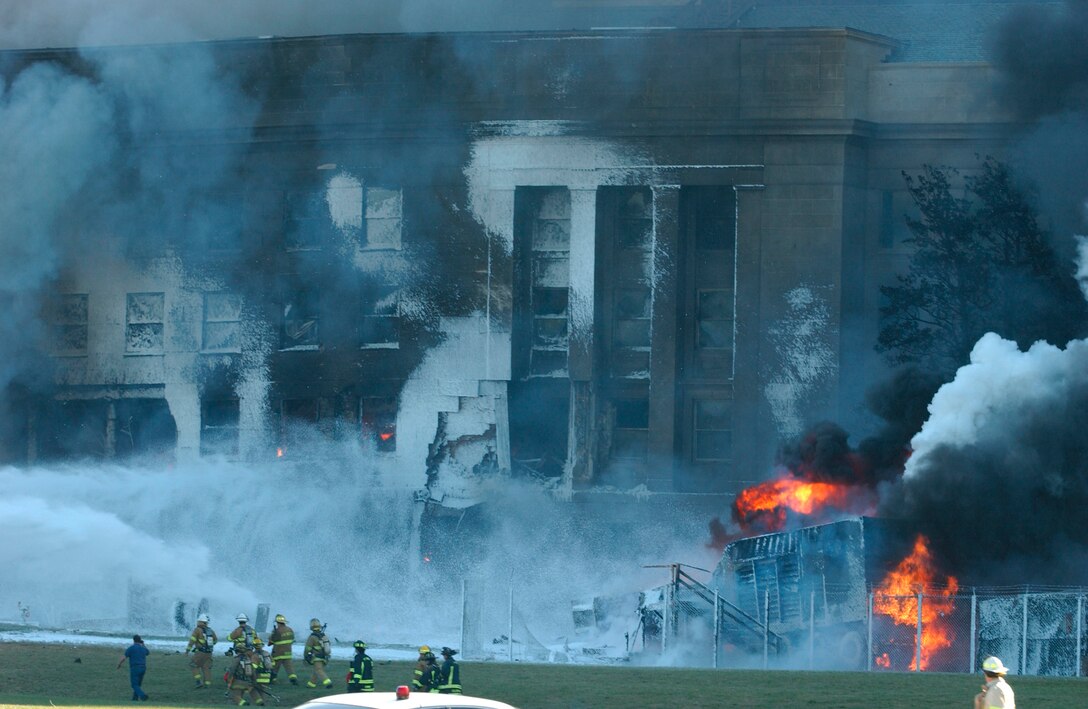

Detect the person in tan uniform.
xmin=226 ymin=639 xmax=260 ymax=706
xmin=303 ymin=618 xmax=333 ymax=689
xmin=249 ymin=637 xmax=274 ymax=705
xmin=228 ymin=613 xmax=259 ymax=651
xmin=267 ymin=614 xmax=298 ymax=685
xmin=184 ymin=613 xmax=217 ymax=688
xmin=974 ymin=656 xmax=1015 ymax=709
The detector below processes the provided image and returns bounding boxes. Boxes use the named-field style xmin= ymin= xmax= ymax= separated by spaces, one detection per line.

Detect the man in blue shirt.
xmin=117 ymin=635 xmax=150 ymax=701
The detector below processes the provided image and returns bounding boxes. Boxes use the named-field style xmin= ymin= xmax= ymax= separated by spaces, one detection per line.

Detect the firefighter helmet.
xmin=275 ymin=614 xmax=287 ymax=624
xmin=441 ymin=647 xmax=457 ymax=657
xmin=252 ymin=636 xmax=264 ymax=648
xmin=353 ymin=640 xmax=367 ymax=651
xmin=982 ymin=656 xmax=1009 ymax=675
xmin=310 ymin=618 xmax=322 ymax=630
xmin=418 ymin=645 xmax=430 ymax=654
xmin=236 ymin=613 xmax=248 ymax=623
xmin=425 ymin=651 xmax=436 ymax=661
xmin=197 ymin=613 xmax=210 ymax=624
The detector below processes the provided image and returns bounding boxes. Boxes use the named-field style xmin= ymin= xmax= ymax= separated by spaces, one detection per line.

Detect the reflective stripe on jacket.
xmin=269 ymin=625 xmax=295 ymax=661
xmin=439 ymin=659 xmax=462 ymax=694
xmin=347 ymin=653 xmax=374 ymax=692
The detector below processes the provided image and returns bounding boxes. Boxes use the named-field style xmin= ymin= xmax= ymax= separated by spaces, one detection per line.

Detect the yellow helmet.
xmin=418 ymin=644 xmax=430 ymax=654
xmin=252 ymin=637 xmax=264 ymax=648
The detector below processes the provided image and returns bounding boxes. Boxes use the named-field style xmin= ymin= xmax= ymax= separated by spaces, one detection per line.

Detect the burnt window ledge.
xmin=359 ymin=342 xmax=399 ymax=350
xmin=278 ymin=344 xmax=321 ymax=352
xmin=123 ymin=351 xmax=164 ymax=357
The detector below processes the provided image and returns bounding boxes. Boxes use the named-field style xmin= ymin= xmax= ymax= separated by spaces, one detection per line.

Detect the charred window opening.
xmin=360 ymin=396 xmax=397 ymax=452
xmin=201 ymin=398 xmax=240 ymax=457
xmin=613 ymin=287 xmax=651 ymax=349
xmin=281 ymin=289 xmax=320 ymax=350
xmin=510 ymin=187 xmax=572 ymax=477
xmin=125 ymin=292 xmax=164 ymax=354
xmin=514 ymin=187 xmax=571 ymax=379
xmin=693 ymin=398 xmax=732 ymax=462
xmin=617 ymin=189 xmax=653 ymax=249
xmin=279 ymin=398 xmax=319 ymax=457
xmin=364 ymin=187 xmax=402 ymax=250
xmin=678 ymin=186 xmax=737 ymax=491
xmin=52 ymin=293 xmax=88 ymax=356
xmin=284 ymin=189 xmax=330 ymax=251
xmin=697 ymin=289 xmax=732 ymax=350
xmin=202 ymin=292 xmax=242 ymax=353
xmin=38 ymin=399 xmax=108 ymax=460
xmin=605 ymin=187 xmax=653 ymax=379
xmin=359 ymin=283 xmax=399 ymax=348
xmin=612 ymin=397 xmax=649 ymax=460
xmin=114 ymin=398 xmax=177 ymax=460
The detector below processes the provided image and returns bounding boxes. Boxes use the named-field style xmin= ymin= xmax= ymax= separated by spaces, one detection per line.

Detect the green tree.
xmin=878 ymin=157 xmax=1085 ymax=374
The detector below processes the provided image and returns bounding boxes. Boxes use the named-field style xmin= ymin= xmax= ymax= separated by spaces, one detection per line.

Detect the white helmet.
xmin=236 ymin=613 xmax=249 ymax=623
xmin=197 ymin=613 xmax=210 ymax=624
xmin=982 ymin=656 xmax=1009 ymax=675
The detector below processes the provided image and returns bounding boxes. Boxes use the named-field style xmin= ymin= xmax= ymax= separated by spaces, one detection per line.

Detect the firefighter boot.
xmin=289 ymin=675 xmax=298 ymax=686
xmin=322 ymin=678 xmax=333 ymax=689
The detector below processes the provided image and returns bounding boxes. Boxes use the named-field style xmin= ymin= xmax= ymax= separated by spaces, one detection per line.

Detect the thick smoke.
xmin=881 ymin=333 xmax=1088 ymax=585
xmin=991 ymin=0 xmax=1088 ymax=257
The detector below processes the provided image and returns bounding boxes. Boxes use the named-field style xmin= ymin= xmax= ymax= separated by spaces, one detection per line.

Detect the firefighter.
xmin=226 ymin=639 xmax=259 ymax=706
xmin=185 ymin=613 xmax=217 ymax=688
xmin=974 ymin=656 xmax=1015 ymax=709
xmin=228 ymin=612 xmax=259 ymax=652
xmin=346 ymin=640 xmax=374 ymax=693
xmin=250 ymin=637 xmax=274 ymax=704
xmin=438 ymin=647 xmax=462 ymax=694
xmin=268 ymin=613 xmax=298 ymax=685
xmin=303 ymin=618 xmax=333 ymax=689
xmin=411 ymin=645 xmax=431 ymax=691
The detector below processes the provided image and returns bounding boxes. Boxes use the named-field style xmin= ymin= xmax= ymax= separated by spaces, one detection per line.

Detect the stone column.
xmin=564 ymin=188 xmax=598 ymax=490
xmin=648 ymin=184 xmax=681 ymax=491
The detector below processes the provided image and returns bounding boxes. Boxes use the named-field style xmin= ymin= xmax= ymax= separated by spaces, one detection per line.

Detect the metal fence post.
xmin=460 ymin=579 xmax=467 ymax=660
xmin=866 ymin=592 xmax=873 ymax=672
xmin=662 ymin=580 xmax=671 ymax=655
xmin=809 ymin=590 xmax=815 ymax=671
xmin=1077 ymin=594 xmax=1083 ymax=678
xmin=508 ymin=585 xmax=514 ymax=662
xmin=969 ymin=590 xmax=977 ymax=674
xmin=915 ymin=591 xmax=923 ymax=672
xmin=713 ymin=590 xmax=720 ymax=670
xmin=1021 ymin=590 xmax=1028 ymax=675
xmin=763 ymin=589 xmax=770 ymax=670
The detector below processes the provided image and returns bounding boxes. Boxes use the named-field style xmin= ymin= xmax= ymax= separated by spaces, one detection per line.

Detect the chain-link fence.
xmin=692 ymin=588 xmax=1087 ymax=675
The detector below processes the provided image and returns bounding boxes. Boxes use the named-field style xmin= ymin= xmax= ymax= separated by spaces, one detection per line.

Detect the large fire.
xmin=731 ymin=475 xmax=877 ymax=533
xmin=873 ymin=534 xmax=959 ymax=670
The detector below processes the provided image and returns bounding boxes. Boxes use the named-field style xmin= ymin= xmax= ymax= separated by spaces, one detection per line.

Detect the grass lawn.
xmin=0 ymin=642 xmax=1084 ymax=708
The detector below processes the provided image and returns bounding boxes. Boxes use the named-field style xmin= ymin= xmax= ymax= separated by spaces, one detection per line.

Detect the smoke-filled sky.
xmin=0 ymin=0 xmax=677 ymax=50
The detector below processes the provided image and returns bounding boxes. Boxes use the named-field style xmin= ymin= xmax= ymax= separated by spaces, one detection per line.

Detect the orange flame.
xmin=379 ymin=432 xmax=394 ymax=442
xmin=875 ymin=653 xmax=890 ymax=669
xmin=276 ymin=447 xmax=284 ymax=458
xmin=733 ymin=477 xmax=860 ymax=531
xmin=873 ymin=535 xmax=958 ymax=670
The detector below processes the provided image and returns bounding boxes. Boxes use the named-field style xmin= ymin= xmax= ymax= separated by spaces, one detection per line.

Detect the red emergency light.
xmin=395 ymin=685 xmax=410 ymax=700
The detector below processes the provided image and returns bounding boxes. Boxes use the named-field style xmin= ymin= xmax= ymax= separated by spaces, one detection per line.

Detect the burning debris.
xmin=872 ymin=535 xmax=959 ymax=671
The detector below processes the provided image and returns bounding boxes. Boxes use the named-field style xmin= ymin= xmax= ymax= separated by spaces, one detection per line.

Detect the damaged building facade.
xmin=0 ymin=5 xmax=1025 ymax=505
